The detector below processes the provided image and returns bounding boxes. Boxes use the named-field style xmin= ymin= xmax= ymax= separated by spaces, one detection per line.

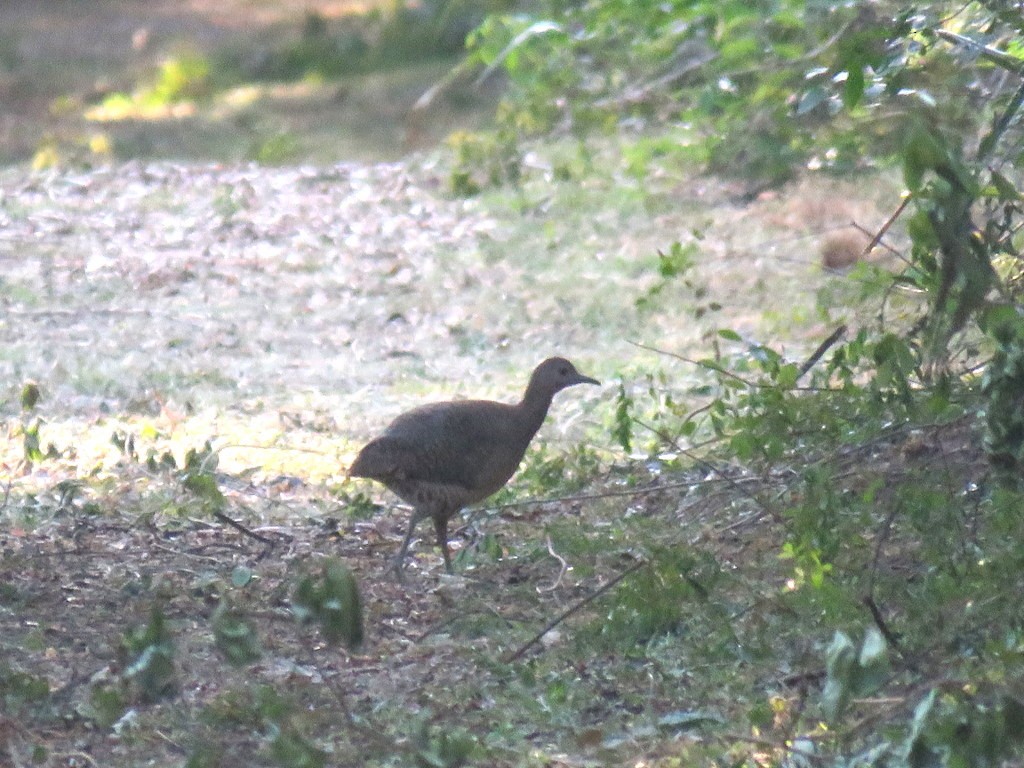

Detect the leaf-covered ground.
xmin=0 ymin=154 xmax=920 ymax=767
xmin=1 ymin=7 xmax=935 ymax=765
xmin=5 ymin=1 xmax=1024 ymax=765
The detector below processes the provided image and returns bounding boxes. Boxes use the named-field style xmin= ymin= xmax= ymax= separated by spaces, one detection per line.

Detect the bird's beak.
xmin=574 ymin=373 xmax=600 ymax=387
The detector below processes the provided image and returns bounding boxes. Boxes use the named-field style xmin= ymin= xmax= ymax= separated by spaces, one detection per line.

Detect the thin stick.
xmin=797 ymin=325 xmax=847 ymax=380
xmin=538 ymin=535 xmax=569 ymax=593
xmin=504 ymin=559 xmax=648 ymax=662
xmin=862 ymin=501 xmax=905 ymax=656
xmin=213 ymin=510 xmax=275 ymax=545
xmin=863 ymin=595 xmax=902 ymax=654
xmin=867 ymin=195 xmax=911 ymax=255
xmin=850 ymin=221 xmax=905 ymax=260
xmin=630 ymin=340 xmax=759 ymax=387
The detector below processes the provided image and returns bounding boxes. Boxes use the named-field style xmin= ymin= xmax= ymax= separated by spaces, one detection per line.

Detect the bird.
xmin=349 ymin=357 xmax=600 ymax=578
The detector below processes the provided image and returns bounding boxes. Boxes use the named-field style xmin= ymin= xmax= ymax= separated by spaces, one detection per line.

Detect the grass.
xmin=3 ymin=9 xmax=1020 ymax=762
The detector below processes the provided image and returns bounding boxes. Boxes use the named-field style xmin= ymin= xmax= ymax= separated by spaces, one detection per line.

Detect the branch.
xmin=797 ymin=325 xmax=847 ymax=381
xmin=504 ymin=559 xmax=648 ymax=662
xmin=936 ymin=29 xmax=1024 ymax=74
xmin=213 ymin=510 xmax=275 ymax=546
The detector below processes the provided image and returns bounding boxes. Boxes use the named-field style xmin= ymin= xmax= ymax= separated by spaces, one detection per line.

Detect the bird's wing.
xmin=353 ymin=402 xmax=526 ymax=491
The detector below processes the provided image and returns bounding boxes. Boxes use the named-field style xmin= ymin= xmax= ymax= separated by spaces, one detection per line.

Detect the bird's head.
xmin=530 ymin=357 xmax=600 ymax=396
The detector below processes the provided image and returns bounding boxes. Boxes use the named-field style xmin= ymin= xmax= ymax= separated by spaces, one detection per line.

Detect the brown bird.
xmin=349 ymin=357 xmax=600 ymax=577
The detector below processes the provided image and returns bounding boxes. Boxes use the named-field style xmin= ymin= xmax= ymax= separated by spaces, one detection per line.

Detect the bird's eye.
xmin=559 ymin=367 xmax=569 ymax=375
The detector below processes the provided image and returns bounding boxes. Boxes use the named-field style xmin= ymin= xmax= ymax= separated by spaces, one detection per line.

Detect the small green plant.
xmin=904 ymin=689 xmax=1024 ymax=768
xmin=180 ymin=441 xmax=226 ymax=513
xmin=593 ymin=549 xmax=717 ymax=649
xmin=121 ymin=605 xmax=176 ymax=702
xmin=0 ymin=664 xmax=50 ymax=717
xmin=16 ymin=380 xmax=57 ymax=466
xmin=251 ymin=132 xmax=301 ymax=165
xmin=89 ymin=53 xmax=211 ymax=120
xmin=612 ymin=379 xmax=634 ymax=453
xmin=212 ymin=601 xmax=263 ymax=667
xmin=414 ymin=720 xmax=477 ymax=768
xmin=447 ymin=129 xmax=522 ymax=195
xmin=820 ymin=628 xmax=889 ymax=722
xmin=292 ymin=558 xmax=363 ymax=650
xmin=197 ymin=686 xmax=329 ymax=768
xmin=635 ymin=239 xmax=704 ymax=312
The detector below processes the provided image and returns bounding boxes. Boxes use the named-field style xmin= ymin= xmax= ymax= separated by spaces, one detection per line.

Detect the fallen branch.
xmin=504 ymin=558 xmax=648 ymax=662
xmin=213 ymin=510 xmax=275 ymax=546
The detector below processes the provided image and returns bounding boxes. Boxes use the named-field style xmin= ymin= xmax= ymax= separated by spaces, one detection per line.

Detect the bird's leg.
xmin=433 ymin=514 xmax=453 ymax=574
xmin=392 ymin=508 xmax=426 ymax=581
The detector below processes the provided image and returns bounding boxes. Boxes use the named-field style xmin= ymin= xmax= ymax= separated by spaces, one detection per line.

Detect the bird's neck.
xmin=518 ymin=385 xmax=554 ymax=433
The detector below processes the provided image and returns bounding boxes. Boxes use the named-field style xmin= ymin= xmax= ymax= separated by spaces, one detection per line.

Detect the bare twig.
xmin=863 ymin=595 xmax=902 ymax=654
xmin=414 ymin=613 xmax=463 ymax=643
xmin=866 ymin=503 xmax=902 ymax=597
xmin=504 ymin=559 xmax=648 ymax=662
xmin=936 ymin=29 xmax=1024 ymax=74
xmin=797 ymin=325 xmax=847 ymax=381
xmin=632 ymin=416 xmax=779 ymax=521
xmin=850 ymin=221 xmax=905 ymax=261
xmin=213 ymin=510 xmax=275 ymax=545
xmin=867 ymin=195 xmax=912 ymax=255
xmin=630 ymin=340 xmax=759 ymax=387
xmin=539 ymin=535 xmax=569 ymax=593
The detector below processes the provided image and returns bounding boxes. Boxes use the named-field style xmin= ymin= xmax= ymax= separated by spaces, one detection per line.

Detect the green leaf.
xmin=796 ymin=86 xmax=827 ymax=115
xmin=902 ymin=123 xmax=948 ymax=191
xmin=231 ymin=566 xmax=254 ymax=588
xmin=183 ymin=471 xmax=226 ymax=511
xmin=843 ymin=66 xmax=865 ymax=109
xmin=22 ymin=419 xmax=44 ymax=463
xmin=906 ymin=689 xmax=940 ymax=768
xmin=88 ymin=683 xmax=127 ymax=729
xmin=854 ymin=627 xmax=889 ymax=695
xmin=822 ymin=631 xmax=856 ymax=721
xmin=776 ymin=363 xmax=799 ymax=389
xmin=989 ymin=170 xmax=1022 ymax=201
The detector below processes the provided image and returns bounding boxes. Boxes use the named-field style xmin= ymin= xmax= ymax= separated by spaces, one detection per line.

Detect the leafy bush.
xmin=466 ymin=0 xmax=1024 ymax=188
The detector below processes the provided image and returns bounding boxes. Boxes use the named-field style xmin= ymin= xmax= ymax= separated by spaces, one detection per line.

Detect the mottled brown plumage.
xmin=349 ymin=357 xmax=599 ymax=577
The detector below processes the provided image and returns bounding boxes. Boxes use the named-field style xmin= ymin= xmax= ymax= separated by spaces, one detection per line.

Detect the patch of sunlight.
xmin=220 ymin=85 xmax=263 ymax=110
xmin=4 ymin=409 xmax=360 ymax=498
xmin=84 ymin=54 xmax=208 ymax=123
xmin=85 ymin=95 xmax=197 ymax=123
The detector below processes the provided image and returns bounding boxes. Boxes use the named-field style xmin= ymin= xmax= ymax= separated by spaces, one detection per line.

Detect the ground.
xmin=0 ymin=160 xmax=909 ymax=766
xmin=0 ymin=2 xmax=935 ymax=767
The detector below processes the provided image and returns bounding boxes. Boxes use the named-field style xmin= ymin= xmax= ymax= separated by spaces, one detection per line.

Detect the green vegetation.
xmin=458 ymin=0 xmax=1024 ymax=190
xmin=3 ymin=0 xmax=1024 ymax=765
